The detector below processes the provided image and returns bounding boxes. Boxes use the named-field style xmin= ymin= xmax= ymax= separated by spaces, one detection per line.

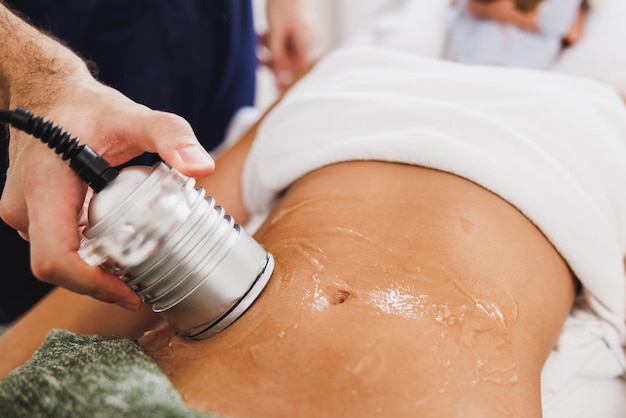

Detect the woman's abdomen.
xmin=140 ymin=161 xmax=575 ymax=418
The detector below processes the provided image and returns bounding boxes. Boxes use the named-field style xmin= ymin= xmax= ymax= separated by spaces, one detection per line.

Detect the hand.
xmin=468 ymin=0 xmax=539 ymax=32
xmin=262 ymin=0 xmax=316 ymax=91
xmin=562 ymin=8 xmax=586 ymax=47
xmin=0 ymin=75 xmax=215 ymax=310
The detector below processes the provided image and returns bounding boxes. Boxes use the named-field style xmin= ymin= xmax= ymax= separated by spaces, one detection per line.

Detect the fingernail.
xmin=177 ymin=144 xmax=214 ymax=167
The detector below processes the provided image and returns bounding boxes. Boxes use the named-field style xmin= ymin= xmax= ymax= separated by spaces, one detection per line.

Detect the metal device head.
xmin=78 ymin=162 xmax=274 ymax=339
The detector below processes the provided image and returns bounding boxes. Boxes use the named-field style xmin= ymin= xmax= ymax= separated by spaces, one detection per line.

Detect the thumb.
xmin=142 ymin=111 xmax=215 ymax=178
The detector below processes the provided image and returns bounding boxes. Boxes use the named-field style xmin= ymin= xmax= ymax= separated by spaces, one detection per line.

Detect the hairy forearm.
xmin=0 ymin=2 xmax=92 ymax=110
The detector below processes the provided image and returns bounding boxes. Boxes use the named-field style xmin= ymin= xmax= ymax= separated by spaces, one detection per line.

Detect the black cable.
xmin=0 ymin=109 xmax=13 ymax=125
xmin=0 ymin=107 xmax=118 ymax=192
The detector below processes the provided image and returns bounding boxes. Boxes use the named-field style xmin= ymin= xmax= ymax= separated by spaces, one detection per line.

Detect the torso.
xmin=139 ymin=161 xmax=575 ymax=418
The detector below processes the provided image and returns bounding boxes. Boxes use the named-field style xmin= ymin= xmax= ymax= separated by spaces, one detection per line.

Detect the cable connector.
xmin=0 ymin=107 xmax=118 ymax=192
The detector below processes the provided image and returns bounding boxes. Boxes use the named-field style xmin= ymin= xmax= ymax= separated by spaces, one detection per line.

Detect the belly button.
xmin=328 ymin=289 xmax=351 ymax=305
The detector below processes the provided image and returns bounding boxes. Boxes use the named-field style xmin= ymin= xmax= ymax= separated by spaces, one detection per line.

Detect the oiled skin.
xmin=139 ymin=161 xmax=576 ymax=418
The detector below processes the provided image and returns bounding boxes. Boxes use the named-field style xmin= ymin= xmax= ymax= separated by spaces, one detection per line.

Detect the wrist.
xmin=267 ymin=0 xmax=310 ymax=25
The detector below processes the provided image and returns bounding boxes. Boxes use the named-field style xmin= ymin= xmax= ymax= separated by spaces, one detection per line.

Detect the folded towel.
xmin=0 ymin=329 xmax=215 ymax=418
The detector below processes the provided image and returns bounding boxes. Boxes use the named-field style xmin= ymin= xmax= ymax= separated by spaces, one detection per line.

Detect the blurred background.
xmin=251 ymin=0 xmax=400 ymax=109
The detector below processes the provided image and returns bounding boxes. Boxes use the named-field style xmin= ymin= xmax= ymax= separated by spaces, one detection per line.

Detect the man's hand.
xmin=0 ymin=3 xmax=214 ymax=308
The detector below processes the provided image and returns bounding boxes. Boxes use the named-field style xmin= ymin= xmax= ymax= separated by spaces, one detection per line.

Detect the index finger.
xmin=25 ymin=173 xmax=141 ymax=308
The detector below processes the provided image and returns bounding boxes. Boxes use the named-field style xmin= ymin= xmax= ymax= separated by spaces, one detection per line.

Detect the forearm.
xmin=467 ymin=0 xmax=538 ymax=31
xmin=0 ymin=2 xmax=92 ymax=110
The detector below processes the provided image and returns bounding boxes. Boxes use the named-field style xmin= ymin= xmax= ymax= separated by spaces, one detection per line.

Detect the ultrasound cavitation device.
xmin=0 ymin=107 xmax=274 ymax=339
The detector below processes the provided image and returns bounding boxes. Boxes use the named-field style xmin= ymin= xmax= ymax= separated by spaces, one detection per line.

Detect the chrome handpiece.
xmin=78 ymin=162 xmax=274 ymax=339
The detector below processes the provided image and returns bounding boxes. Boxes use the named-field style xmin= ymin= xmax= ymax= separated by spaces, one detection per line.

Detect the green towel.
xmin=0 ymin=329 xmax=221 ymax=418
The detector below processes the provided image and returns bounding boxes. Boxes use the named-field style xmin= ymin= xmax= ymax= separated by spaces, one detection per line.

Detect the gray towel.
xmin=0 ymin=329 xmax=219 ymax=418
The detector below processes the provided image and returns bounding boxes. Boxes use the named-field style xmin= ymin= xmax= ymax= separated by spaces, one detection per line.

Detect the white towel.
xmin=242 ymin=46 xmax=626 ymax=416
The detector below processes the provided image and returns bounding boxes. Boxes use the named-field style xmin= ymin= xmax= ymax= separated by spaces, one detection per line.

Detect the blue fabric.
xmin=7 ymin=0 xmax=257 ymax=155
xmin=0 ymin=0 xmax=257 ymax=322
